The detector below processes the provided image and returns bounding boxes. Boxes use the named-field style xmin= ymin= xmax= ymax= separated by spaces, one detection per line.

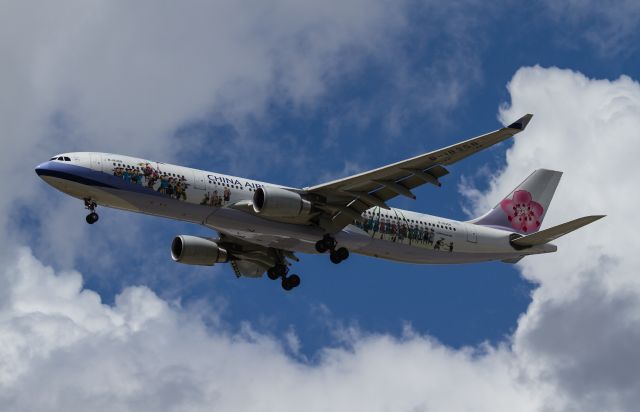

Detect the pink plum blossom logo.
xmin=500 ymin=190 xmax=544 ymax=233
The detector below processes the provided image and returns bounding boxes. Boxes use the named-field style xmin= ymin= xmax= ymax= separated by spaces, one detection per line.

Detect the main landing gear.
xmin=84 ymin=198 xmax=99 ymax=224
xmin=267 ymin=263 xmax=301 ymax=291
xmin=315 ymin=234 xmax=349 ymax=264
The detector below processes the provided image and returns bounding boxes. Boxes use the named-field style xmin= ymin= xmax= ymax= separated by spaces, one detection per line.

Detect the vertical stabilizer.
xmin=470 ymin=169 xmax=562 ymax=234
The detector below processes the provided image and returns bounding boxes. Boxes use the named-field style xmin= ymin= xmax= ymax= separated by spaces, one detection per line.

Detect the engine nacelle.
xmin=252 ymin=186 xmax=311 ymax=218
xmin=171 ymin=235 xmax=228 ymax=266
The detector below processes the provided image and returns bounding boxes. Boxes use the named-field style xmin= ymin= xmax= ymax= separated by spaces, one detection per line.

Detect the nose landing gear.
xmin=315 ymin=234 xmax=349 ymax=264
xmin=84 ymin=198 xmax=99 ymax=224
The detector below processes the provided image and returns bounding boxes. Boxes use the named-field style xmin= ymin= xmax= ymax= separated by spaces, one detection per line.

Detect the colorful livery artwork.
xmin=111 ymin=162 xmax=189 ymax=201
xmin=200 ymin=187 xmax=232 ymax=207
xmin=354 ymin=207 xmax=455 ymax=252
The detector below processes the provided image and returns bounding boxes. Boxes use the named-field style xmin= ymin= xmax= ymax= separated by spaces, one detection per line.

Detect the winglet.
xmin=507 ymin=114 xmax=533 ymax=131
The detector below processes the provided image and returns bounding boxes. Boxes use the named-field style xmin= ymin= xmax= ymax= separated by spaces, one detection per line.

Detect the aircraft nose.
xmin=35 ymin=161 xmax=52 ymax=177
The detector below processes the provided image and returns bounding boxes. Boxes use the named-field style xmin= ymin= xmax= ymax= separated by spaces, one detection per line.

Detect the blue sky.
xmin=51 ymin=1 xmax=637 ymax=357
xmin=3 ymin=1 xmax=640 ymax=410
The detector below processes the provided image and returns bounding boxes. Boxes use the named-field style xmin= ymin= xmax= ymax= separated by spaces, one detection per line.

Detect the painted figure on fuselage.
xmin=110 ymin=162 xmax=190 ymax=201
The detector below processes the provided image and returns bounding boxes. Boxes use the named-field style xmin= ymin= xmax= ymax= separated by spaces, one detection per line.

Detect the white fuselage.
xmin=36 ymin=152 xmax=555 ymax=265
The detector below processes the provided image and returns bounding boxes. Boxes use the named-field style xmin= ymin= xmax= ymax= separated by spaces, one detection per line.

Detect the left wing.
xmin=304 ymin=114 xmax=533 ymax=231
xmin=214 ymin=232 xmax=299 ymax=278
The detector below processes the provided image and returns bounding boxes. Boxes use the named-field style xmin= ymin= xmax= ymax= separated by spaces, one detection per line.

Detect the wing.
xmin=305 ymin=114 xmax=533 ymax=230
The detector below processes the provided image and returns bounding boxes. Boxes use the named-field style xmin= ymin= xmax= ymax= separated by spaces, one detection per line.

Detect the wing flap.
xmin=511 ymin=215 xmax=605 ymax=248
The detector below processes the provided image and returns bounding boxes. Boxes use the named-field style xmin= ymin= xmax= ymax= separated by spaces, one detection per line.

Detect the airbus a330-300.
xmin=36 ymin=114 xmax=604 ymax=291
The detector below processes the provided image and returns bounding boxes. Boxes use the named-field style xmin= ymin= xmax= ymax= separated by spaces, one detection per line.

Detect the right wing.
xmin=304 ymin=114 xmax=533 ymax=230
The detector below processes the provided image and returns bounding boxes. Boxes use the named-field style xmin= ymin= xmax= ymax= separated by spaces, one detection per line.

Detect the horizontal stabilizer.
xmin=511 ymin=215 xmax=605 ymax=248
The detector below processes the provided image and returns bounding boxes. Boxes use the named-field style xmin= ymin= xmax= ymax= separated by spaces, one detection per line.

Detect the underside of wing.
xmin=202 ymin=231 xmax=300 ymax=278
xmin=305 ymin=114 xmax=533 ymax=231
xmin=230 ymin=260 xmax=270 ymax=278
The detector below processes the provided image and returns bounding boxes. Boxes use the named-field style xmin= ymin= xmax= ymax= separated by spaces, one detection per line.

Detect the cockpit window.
xmin=50 ymin=157 xmax=57 ymax=160
xmin=64 ymin=157 xmax=71 ymax=161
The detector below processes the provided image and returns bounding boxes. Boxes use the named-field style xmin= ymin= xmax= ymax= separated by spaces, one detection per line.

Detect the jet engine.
xmin=171 ymin=235 xmax=228 ymax=266
xmin=252 ymin=186 xmax=311 ymax=218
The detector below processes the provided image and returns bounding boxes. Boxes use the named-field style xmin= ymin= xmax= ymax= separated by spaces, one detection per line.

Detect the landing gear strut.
xmin=84 ymin=198 xmax=99 ymax=224
xmin=267 ymin=263 xmax=287 ymax=280
xmin=267 ymin=263 xmax=301 ymax=291
xmin=315 ymin=234 xmax=349 ymax=264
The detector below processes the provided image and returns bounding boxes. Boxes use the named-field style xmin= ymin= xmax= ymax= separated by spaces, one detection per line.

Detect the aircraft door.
xmin=90 ymin=153 xmax=104 ymax=171
xmin=466 ymin=225 xmax=477 ymax=243
xmin=193 ymin=171 xmax=207 ymax=190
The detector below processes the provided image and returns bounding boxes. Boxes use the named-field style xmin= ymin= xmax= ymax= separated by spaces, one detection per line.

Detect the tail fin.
xmin=471 ymin=169 xmax=563 ymax=234
xmin=510 ymin=215 xmax=605 ymax=248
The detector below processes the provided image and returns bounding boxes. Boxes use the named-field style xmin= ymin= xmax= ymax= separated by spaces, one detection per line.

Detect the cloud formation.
xmin=497 ymin=66 xmax=640 ymax=411
xmin=0 ymin=247 xmax=541 ymax=412
xmin=464 ymin=65 xmax=640 ymax=411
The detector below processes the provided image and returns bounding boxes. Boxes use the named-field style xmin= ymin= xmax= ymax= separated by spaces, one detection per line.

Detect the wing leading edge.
xmin=305 ymin=114 xmax=533 ymax=231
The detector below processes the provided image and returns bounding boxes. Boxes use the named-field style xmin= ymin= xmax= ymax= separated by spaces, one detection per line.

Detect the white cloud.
xmin=467 ymin=66 xmax=640 ymax=411
xmin=0 ymin=247 xmax=543 ymax=412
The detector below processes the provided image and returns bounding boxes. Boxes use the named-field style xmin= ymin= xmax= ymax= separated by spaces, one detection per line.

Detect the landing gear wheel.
xmin=335 ymin=247 xmax=349 ymax=261
xmin=315 ymin=240 xmax=328 ymax=253
xmin=281 ymin=276 xmax=293 ymax=291
xmin=86 ymin=212 xmax=99 ymax=224
xmin=288 ymin=274 xmax=300 ymax=288
xmin=322 ymin=235 xmax=337 ymax=251
xmin=281 ymin=274 xmax=301 ymax=291
xmin=316 ymin=234 xmax=337 ymax=254
xmin=329 ymin=247 xmax=349 ymax=264
xmin=267 ymin=267 xmax=279 ymax=280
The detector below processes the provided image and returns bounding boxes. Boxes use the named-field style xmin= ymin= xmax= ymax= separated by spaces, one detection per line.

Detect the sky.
xmin=1 ymin=0 xmax=639 ymax=411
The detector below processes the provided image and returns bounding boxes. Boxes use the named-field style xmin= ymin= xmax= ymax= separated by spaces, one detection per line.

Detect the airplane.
xmin=35 ymin=114 xmax=604 ymax=291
